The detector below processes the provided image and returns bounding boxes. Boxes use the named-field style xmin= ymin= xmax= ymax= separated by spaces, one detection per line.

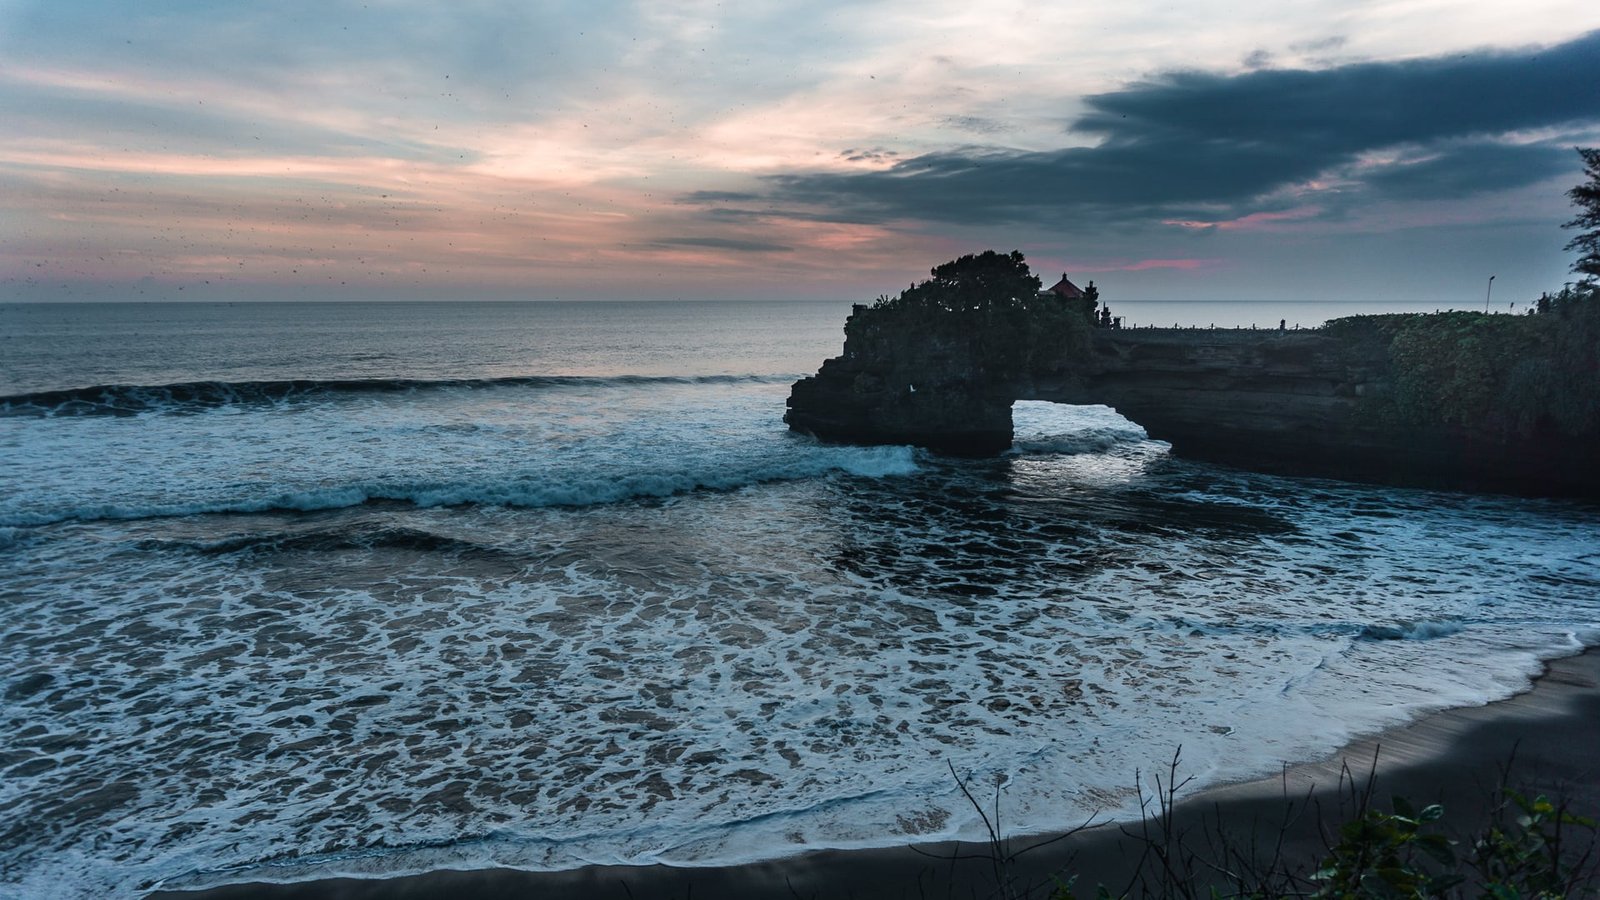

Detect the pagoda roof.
xmin=1048 ymin=274 xmax=1085 ymax=298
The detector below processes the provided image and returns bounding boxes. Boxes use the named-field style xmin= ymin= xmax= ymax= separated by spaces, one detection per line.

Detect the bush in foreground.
xmin=943 ymin=751 xmax=1600 ymax=899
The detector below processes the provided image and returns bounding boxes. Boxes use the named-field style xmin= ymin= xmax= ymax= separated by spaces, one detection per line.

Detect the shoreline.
xmin=149 ymin=647 xmax=1600 ymax=900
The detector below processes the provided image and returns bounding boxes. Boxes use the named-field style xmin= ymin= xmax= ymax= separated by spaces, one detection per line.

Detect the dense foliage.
xmin=855 ymin=250 xmax=1092 ymax=375
xmin=871 ymin=250 xmax=1044 ymax=314
xmin=1322 ymin=284 xmax=1599 ymax=438
xmin=1566 ymin=147 xmax=1600 ymax=279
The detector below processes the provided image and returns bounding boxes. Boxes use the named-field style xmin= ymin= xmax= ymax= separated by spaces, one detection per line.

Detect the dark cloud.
xmin=1242 ymin=49 xmax=1274 ymax=70
xmin=1362 ymin=142 xmax=1575 ymax=200
xmin=942 ymin=115 xmax=1006 ymax=135
xmin=840 ymin=147 xmax=899 ymax=162
xmin=1072 ymin=32 xmax=1599 ymax=148
xmin=648 ymin=237 xmax=793 ymax=252
xmin=680 ymin=191 xmax=764 ymax=203
xmin=1289 ymin=35 xmax=1349 ymax=54
xmin=696 ymin=207 xmax=782 ymax=221
xmin=746 ymin=30 xmax=1600 ymax=227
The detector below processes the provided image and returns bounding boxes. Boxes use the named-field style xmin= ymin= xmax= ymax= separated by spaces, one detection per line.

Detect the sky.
xmin=3 ymin=1 xmax=1600 ymax=304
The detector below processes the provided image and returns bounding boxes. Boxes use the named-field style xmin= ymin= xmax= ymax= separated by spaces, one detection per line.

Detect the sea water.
xmin=2 ymin=301 xmax=1597 ymax=898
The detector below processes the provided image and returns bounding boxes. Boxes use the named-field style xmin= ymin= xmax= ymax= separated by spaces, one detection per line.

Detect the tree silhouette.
xmin=1565 ymin=147 xmax=1600 ymax=279
xmin=872 ymin=250 xmax=1042 ymax=313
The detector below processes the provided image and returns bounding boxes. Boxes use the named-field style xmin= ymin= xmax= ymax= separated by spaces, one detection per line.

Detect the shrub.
xmin=1322 ymin=285 xmax=1599 ymax=439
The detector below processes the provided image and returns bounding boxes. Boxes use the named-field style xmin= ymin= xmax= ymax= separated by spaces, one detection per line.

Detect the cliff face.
xmin=786 ymin=307 xmax=1600 ymax=498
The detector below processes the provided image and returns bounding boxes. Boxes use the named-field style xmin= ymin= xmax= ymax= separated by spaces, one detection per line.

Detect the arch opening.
xmin=1009 ymin=400 xmax=1159 ymax=456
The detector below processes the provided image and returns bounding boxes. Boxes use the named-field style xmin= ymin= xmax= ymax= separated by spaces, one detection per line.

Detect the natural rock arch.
xmin=786 ymin=300 xmax=1600 ymax=498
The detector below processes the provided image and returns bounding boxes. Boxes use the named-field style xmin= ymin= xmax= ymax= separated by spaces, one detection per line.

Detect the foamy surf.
xmin=6 ymin=303 xmax=1600 ymax=900
xmin=0 ymin=444 xmax=918 ymax=527
xmin=9 ymin=447 xmax=1599 ymax=898
xmin=0 ymin=377 xmax=917 ymax=527
xmin=1009 ymin=401 xmax=1157 ymax=455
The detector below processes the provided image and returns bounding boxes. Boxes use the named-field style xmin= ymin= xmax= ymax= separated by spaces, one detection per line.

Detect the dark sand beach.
xmin=152 ymin=648 xmax=1600 ymax=900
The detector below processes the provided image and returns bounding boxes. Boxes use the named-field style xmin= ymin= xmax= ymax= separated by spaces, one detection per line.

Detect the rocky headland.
xmin=786 ymin=254 xmax=1600 ymax=498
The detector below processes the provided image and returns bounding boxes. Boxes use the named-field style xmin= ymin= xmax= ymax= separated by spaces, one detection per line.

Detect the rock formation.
xmin=787 ymin=297 xmax=1600 ymax=499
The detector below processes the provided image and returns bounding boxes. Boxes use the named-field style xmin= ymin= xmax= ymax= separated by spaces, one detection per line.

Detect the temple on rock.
xmin=1046 ymin=273 xmax=1085 ymax=300
xmin=1042 ymin=273 xmax=1114 ymax=327
xmin=785 ymin=254 xmax=1599 ymax=498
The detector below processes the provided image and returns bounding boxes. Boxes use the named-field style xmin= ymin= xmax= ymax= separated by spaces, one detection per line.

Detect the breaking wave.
xmin=1 ymin=444 xmax=920 ymax=527
xmin=1009 ymin=400 xmax=1154 ymax=455
xmin=1013 ymin=423 xmax=1153 ymax=455
xmin=0 ymin=374 xmax=800 ymax=417
xmin=1357 ymin=621 xmax=1468 ymax=642
xmin=140 ymin=525 xmax=507 ymax=558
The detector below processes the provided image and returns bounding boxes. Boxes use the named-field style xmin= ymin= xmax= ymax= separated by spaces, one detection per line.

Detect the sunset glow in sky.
xmin=4 ymin=2 xmax=1600 ymax=303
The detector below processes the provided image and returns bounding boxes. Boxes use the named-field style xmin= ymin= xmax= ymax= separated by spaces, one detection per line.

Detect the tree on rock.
xmin=1566 ymin=147 xmax=1600 ymax=280
xmin=874 ymin=250 xmax=1041 ymax=313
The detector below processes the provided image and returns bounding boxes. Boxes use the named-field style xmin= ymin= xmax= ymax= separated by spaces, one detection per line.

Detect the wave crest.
xmin=1009 ymin=401 xmax=1152 ymax=456
xmin=1357 ymin=621 xmax=1466 ymax=642
xmin=2 ymin=445 xmax=919 ymax=527
xmin=1013 ymin=424 xmax=1151 ymax=455
xmin=0 ymin=374 xmax=798 ymax=417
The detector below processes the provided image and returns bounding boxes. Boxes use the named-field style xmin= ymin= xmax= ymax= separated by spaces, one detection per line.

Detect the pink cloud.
xmin=1113 ymin=258 xmax=1218 ymax=271
xmin=1035 ymin=257 xmax=1221 ymax=274
xmin=1162 ymin=206 xmax=1322 ymax=232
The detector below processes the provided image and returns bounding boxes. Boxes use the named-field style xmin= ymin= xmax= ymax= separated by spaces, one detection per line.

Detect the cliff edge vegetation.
xmin=852 ymin=250 xmax=1095 ymax=378
xmin=1324 ymin=283 xmax=1599 ymax=442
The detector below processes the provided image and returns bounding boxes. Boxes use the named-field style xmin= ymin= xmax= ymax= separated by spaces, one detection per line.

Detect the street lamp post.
xmin=1485 ymin=275 xmax=1496 ymax=313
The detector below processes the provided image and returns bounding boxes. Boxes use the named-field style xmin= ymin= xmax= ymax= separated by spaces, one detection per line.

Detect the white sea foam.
xmin=1357 ymin=620 xmax=1467 ymax=641
xmin=0 ymin=444 xmax=917 ymax=526
xmin=5 ymin=377 xmax=1600 ymax=898
xmin=1010 ymin=401 xmax=1152 ymax=455
xmin=0 ymin=380 xmax=914 ymax=527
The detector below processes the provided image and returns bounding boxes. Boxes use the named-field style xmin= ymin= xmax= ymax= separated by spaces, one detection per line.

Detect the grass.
xmin=928 ymin=748 xmax=1600 ymax=900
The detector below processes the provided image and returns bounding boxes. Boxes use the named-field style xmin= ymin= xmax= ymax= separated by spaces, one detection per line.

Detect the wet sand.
xmin=149 ymin=648 xmax=1600 ymax=900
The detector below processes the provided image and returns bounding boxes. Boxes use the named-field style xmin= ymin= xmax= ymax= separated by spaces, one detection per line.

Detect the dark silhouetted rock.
xmin=787 ymin=292 xmax=1600 ymax=498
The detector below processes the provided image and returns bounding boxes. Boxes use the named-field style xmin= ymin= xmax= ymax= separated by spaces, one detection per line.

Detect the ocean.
xmin=3 ymin=300 xmax=1597 ymax=898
